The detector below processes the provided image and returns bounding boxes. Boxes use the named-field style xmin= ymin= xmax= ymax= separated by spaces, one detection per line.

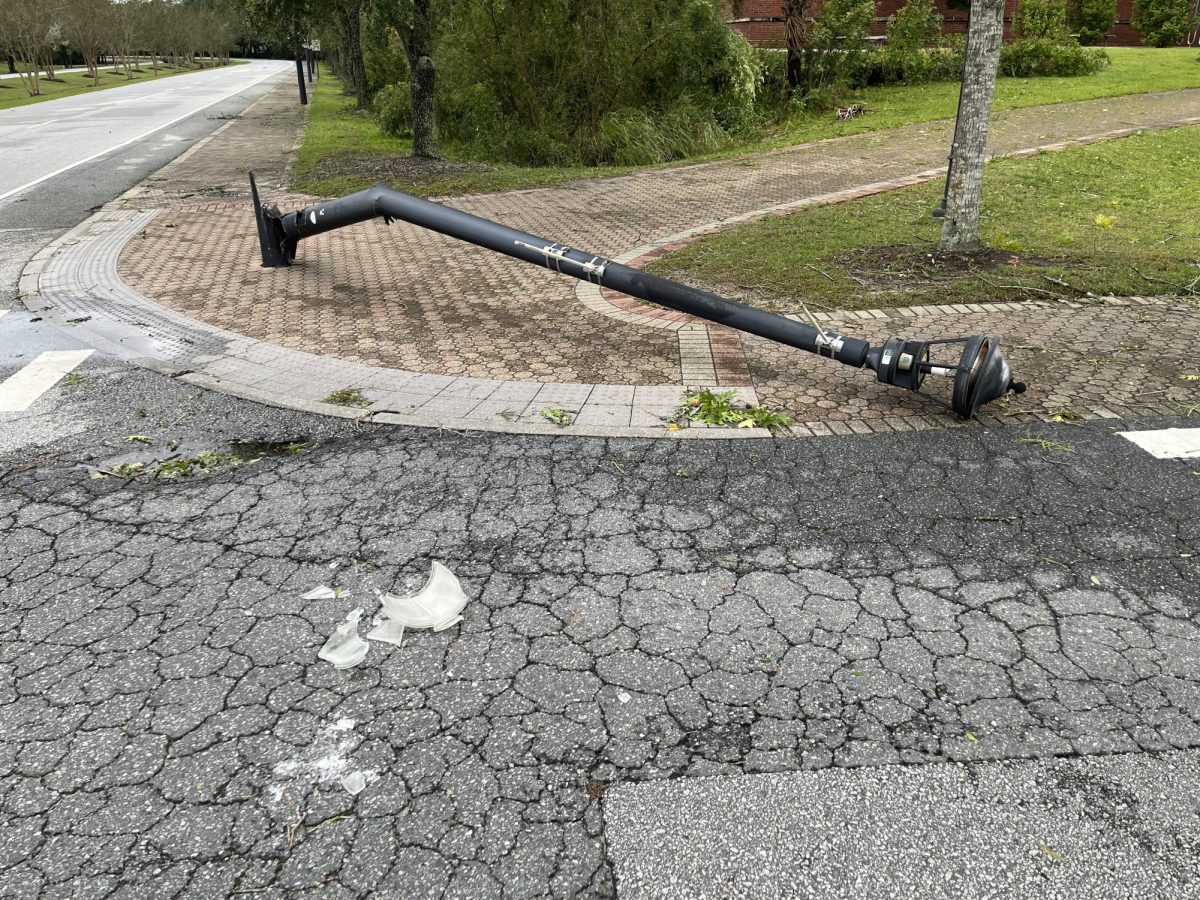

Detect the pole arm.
xmin=266 ymin=183 xmax=872 ymax=368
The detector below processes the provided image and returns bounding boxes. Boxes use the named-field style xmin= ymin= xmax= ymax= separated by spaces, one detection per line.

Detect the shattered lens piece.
xmin=380 ymin=561 xmax=469 ymax=630
xmin=318 ymin=608 xmax=369 ymax=669
xmin=303 ymin=585 xmax=339 ymax=601
xmin=341 ymin=771 xmax=368 ymax=795
xmin=365 ymin=617 xmax=406 ymax=647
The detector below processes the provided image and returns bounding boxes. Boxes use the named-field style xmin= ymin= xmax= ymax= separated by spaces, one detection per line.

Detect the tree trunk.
xmin=6 ymin=53 xmax=16 ymax=75
xmin=938 ymin=0 xmax=1006 ymax=252
xmin=410 ymin=56 xmax=438 ymax=158
xmin=782 ymin=0 xmax=809 ymax=90
xmin=336 ymin=1 xmax=368 ymax=107
xmin=404 ymin=0 xmax=438 ymax=158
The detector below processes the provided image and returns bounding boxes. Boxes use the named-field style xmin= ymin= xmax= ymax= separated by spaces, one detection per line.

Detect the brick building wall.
xmin=726 ymin=0 xmax=1144 ymax=47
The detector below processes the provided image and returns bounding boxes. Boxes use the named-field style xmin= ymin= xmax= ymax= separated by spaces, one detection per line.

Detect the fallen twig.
xmin=804 ymin=264 xmax=835 ymax=283
xmin=1131 ymin=267 xmax=1185 ymax=292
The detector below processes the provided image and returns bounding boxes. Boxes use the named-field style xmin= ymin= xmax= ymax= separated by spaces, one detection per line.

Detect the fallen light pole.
xmin=248 ymin=175 xmax=1025 ymax=418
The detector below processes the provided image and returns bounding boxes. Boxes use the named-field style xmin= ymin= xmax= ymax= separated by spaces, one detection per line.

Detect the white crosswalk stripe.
xmin=0 ymin=349 xmax=94 ymax=412
xmin=1121 ymin=428 xmax=1200 ymax=460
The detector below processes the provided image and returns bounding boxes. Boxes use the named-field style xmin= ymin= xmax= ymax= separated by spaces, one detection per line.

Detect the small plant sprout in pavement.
xmin=541 ymin=408 xmax=574 ymax=427
xmin=674 ymin=388 xmax=791 ymax=429
xmin=323 ymin=387 xmax=371 ymax=407
xmin=1015 ymin=433 xmax=1074 ymax=453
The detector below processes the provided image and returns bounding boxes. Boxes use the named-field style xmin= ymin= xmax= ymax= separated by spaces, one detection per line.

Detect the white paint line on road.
xmin=1121 ymin=428 xmax=1200 ymax=460
xmin=0 ymin=64 xmax=287 ymax=204
xmin=0 ymin=349 xmax=94 ymax=412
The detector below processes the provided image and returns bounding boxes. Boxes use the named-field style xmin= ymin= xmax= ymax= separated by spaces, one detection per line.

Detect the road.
xmin=0 ymin=59 xmax=292 ymax=373
xmin=0 ymin=66 xmax=90 ymax=80
xmin=0 ymin=358 xmax=1198 ymax=896
xmin=0 ymin=58 xmax=290 ymax=204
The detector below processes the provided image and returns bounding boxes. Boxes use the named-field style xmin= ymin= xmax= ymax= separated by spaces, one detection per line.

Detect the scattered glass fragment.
xmin=366 ymin=617 xmax=406 ymax=647
xmin=303 ymin=585 xmax=338 ymax=601
xmin=342 ymin=771 xmax=367 ymax=795
xmin=318 ymin=608 xmax=369 ymax=669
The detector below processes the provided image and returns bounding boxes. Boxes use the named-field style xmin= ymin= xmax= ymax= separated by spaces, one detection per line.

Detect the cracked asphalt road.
xmin=1 ymin=361 xmax=1199 ymax=898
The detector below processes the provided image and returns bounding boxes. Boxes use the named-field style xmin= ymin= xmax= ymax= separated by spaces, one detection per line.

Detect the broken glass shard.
xmin=318 ymin=607 xmax=369 ymax=669
xmin=341 ymin=771 xmax=367 ymax=795
xmin=366 ymin=617 xmax=405 ymax=647
xmin=379 ymin=562 xmax=469 ymax=629
xmin=303 ymin=585 xmax=339 ymax=601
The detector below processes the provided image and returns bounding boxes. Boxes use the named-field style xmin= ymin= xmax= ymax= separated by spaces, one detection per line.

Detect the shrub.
xmin=925 ymin=39 xmax=966 ymax=80
xmin=361 ymin=20 xmax=409 ymax=96
xmin=596 ymin=104 xmax=729 ymax=166
xmin=792 ymin=0 xmax=876 ymax=93
xmin=999 ymin=38 xmax=1110 ymax=75
xmin=755 ymin=48 xmax=792 ymax=112
xmin=1070 ymin=0 xmax=1118 ymax=43
xmin=1013 ymin=0 xmax=1072 ymax=40
xmin=882 ymin=0 xmax=944 ymax=83
xmin=1133 ymin=0 xmax=1199 ymax=45
xmin=373 ymin=82 xmax=411 ymax=137
xmin=435 ymin=0 xmax=762 ymax=166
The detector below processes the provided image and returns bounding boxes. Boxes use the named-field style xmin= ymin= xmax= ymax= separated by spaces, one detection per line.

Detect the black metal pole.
xmin=262 ymin=184 xmax=869 ymax=367
xmin=306 ymin=48 xmax=314 ymax=82
xmin=295 ymin=55 xmax=308 ymax=105
xmin=249 ymin=177 xmax=1024 ymax=418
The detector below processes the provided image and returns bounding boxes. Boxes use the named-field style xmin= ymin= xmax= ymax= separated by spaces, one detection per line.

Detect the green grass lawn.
xmin=0 ymin=62 xmax=241 ymax=112
xmin=291 ymin=70 xmax=631 ymax=198
xmin=293 ymin=49 xmax=1200 ymax=198
xmin=764 ymin=47 xmax=1200 ymax=148
xmin=649 ymin=125 xmax=1200 ymax=313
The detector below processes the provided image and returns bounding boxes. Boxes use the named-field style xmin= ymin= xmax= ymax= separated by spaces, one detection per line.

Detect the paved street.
xmin=607 ymin=750 xmax=1200 ymax=898
xmin=0 ymin=59 xmax=290 ymax=204
xmin=0 ymin=60 xmax=294 ymax=418
xmin=0 ymin=67 xmax=91 ymax=80
xmin=1 ymin=365 xmax=1198 ymax=897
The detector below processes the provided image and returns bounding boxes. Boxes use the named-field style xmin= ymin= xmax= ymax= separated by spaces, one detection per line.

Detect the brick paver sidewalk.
xmin=47 ymin=82 xmax=1200 ymax=431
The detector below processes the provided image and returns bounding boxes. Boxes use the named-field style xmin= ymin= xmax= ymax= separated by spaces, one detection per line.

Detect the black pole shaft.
xmin=295 ymin=56 xmax=308 ymax=105
xmin=276 ymin=186 xmax=871 ymax=368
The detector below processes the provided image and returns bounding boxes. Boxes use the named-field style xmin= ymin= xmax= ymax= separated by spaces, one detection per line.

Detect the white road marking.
xmin=0 ymin=349 xmax=94 ymax=412
xmin=1121 ymin=428 xmax=1200 ymax=459
xmin=0 ymin=64 xmax=286 ymax=204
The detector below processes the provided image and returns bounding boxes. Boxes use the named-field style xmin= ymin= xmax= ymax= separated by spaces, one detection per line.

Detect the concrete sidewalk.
xmin=23 ymin=80 xmax=1200 ymax=437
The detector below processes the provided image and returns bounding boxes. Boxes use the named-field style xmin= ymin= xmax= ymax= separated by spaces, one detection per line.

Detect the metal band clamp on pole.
xmin=248 ymin=174 xmax=1025 ymax=419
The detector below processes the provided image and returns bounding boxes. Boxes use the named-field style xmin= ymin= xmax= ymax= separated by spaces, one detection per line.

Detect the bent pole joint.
xmin=248 ymin=173 xmax=1025 ymax=419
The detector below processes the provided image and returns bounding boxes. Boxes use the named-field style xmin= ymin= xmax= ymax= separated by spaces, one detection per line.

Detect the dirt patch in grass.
xmin=833 ymin=244 xmax=1079 ymax=293
xmin=306 ymin=153 xmax=497 ymax=187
